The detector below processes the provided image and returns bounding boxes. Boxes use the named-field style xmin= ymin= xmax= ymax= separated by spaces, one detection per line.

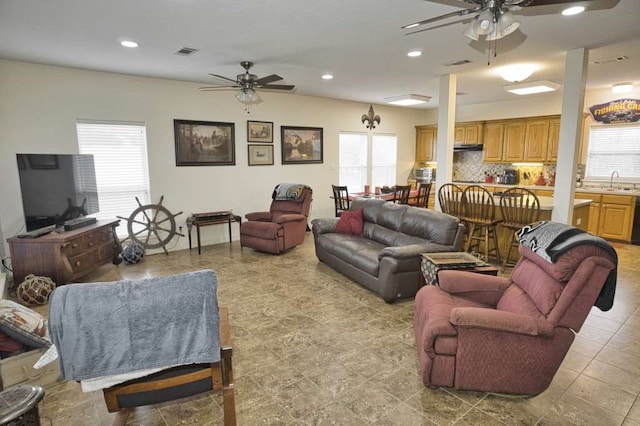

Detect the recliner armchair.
xmin=240 ymin=184 xmax=313 ymax=254
xmin=414 ymin=241 xmax=616 ymax=396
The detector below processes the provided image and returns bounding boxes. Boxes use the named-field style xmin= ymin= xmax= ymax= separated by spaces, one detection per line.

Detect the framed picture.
xmin=247 ymin=120 xmax=273 ymax=143
xmin=16 ymin=154 xmax=27 ymax=170
xmin=248 ymin=145 xmax=274 ymax=166
xmin=281 ymin=126 xmax=323 ymax=164
xmin=174 ymin=119 xmax=235 ymax=166
xmin=27 ymin=154 xmax=59 ymax=169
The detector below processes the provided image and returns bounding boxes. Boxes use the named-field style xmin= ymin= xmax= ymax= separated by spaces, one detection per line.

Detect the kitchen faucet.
xmin=610 ymin=170 xmax=620 ymax=188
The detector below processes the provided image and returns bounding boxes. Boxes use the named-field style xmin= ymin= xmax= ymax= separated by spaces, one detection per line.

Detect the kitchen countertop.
xmin=452 ymin=181 xmax=640 ymax=196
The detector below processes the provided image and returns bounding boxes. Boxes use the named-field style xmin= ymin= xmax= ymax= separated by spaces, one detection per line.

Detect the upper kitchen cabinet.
xmin=546 ymin=117 xmax=561 ymax=162
xmin=454 ymin=122 xmax=484 ymax=145
xmin=524 ymin=118 xmax=550 ymax=162
xmin=503 ymin=121 xmax=526 ymax=162
xmin=483 ymin=122 xmax=505 ymax=162
xmin=416 ymin=125 xmax=437 ymax=162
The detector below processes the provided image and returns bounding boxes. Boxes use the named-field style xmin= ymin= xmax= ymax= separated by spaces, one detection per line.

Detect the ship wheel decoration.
xmin=117 ymin=196 xmax=184 ymax=255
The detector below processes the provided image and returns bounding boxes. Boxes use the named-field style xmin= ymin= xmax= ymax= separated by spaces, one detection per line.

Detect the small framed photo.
xmin=248 ymin=145 xmax=274 ymax=166
xmin=281 ymin=126 xmax=323 ymax=164
xmin=247 ymin=120 xmax=273 ymax=143
xmin=174 ymin=119 xmax=235 ymax=166
xmin=27 ymin=154 xmax=59 ymax=169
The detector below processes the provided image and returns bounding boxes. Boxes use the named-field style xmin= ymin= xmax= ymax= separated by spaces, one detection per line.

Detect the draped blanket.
xmin=272 ymin=183 xmax=310 ymax=200
xmin=517 ymin=221 xmax=617 ymax=311
xmin=48 ymin=270 xmax=220 ymax=381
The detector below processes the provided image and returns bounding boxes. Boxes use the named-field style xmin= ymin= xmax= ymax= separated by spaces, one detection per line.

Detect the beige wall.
xmin=0 ymin=60 xmax=426 ymax=253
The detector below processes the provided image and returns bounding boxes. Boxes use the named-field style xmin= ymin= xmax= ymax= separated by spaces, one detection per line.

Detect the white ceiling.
xmin=1 ymin=0 xmax=638 ymax=109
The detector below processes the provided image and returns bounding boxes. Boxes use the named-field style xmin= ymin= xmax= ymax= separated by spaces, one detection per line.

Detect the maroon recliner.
xmin=240 ymin=185 xmax=312 ymax=254
xmin=414 ymin=242 xmax=616 ymax=396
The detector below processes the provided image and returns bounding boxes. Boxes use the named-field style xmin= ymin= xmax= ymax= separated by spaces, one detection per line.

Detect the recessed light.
xmin=322 ymin=74 xmax=334 ymax=80
xmin=612 ymin=82 xmax=633 ymax=94
xmin=562 ymin=6 xmax=585 ymax=16
xmin=407 ymin=50 xmax=422 ymax=58
xmin=384 ymin=94 xmax=431 ymax=106
xmin=121 ymin=40 xmax=139 ymax=48
xmin=504 ymin=80 xmax=561 ymax=95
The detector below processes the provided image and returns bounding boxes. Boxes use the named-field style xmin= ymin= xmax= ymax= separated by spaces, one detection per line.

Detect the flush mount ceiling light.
xmin=496 ymin=63 xmax=538 ymax=82
xmin=504 ymin=80 xmax=561 ymax=95
xmin=384 ymin=94 xmax=431 ymax=106
xmin=321 ymin=74 xmax=334 ymax=80
xmin=612 ymin=82 xmax=633 ymax=94
xmin=407 ymin=50 xmax=423 ymax=57
xmin=120 ymin=40 xmax=138 ymax=48
xmin=562 ymin=6 xmax=585 ymax=16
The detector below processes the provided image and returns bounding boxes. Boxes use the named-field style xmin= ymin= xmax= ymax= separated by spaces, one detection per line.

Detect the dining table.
xmin=348 ymin=189 xmax=420 ymax=203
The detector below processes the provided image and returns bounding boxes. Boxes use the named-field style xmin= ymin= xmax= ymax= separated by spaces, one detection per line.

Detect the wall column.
xmin=553 ymin=47 xmax=588 ymax=224
xmin=435 ymin=74 xmax=456 ymax=211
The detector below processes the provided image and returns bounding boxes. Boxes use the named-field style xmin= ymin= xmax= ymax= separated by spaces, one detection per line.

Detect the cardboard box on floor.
xmin=0 ymin=348 xmax=63 ymax=390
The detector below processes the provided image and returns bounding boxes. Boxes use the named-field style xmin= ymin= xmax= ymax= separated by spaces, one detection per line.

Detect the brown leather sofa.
xmin=240 ymin=186 xmax=312 ymax=254
xmin=414 ymin=242 xmax=616 ymax=395
xmin=311 ymin=198 xmax=465 ymax=303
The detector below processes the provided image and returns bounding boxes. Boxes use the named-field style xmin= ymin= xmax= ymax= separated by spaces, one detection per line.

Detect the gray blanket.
xmin=48 ymin=269 xmax=221 ymax=381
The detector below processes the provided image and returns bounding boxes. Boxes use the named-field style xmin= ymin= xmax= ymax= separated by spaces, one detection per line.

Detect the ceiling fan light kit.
xmin=611 ymin=82 xmax=633 ymax=94
xmin=384 ymin=94 xmax=431 ymax=106
xmin=504 ymin=79 xmax=561 ymax=95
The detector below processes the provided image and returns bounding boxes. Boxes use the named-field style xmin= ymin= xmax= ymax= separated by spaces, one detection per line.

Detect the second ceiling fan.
xmin=403 ymin=0 xmax=619 ymax=41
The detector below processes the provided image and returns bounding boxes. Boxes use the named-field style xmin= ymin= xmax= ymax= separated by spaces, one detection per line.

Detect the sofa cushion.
xmin=315 ymin=233 xmax=384 ymax=276
xmin=401 ymin=208 xmax=459 ymax=246
xmin=335 ymin=209 xmax=364 ymax=236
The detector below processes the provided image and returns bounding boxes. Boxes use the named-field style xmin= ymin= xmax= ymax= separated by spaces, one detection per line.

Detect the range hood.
xmin=454 ymin=144 xmax=483 ymax=152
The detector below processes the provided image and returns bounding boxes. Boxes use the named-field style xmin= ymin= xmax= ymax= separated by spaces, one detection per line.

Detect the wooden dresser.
xmin=8 ymin=220 xmax=122 ymax=285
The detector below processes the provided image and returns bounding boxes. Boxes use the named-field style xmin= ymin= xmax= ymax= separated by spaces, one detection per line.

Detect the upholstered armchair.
xmin=240 ymin=184 xmax=313 ymax=254
xmin=414 ymin=241 xmax=616 ymax=396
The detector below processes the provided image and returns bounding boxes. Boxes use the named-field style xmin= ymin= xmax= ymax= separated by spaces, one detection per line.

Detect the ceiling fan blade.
xmin=402 ymin=7 xmax=479 ymax=29
xmin=255 ymin=74 xmax=283 ymax=85
xmin=523 ymin=0 xmax=594 ymax=5
xmin=208 ymin=73 xmax=238 ymax=84
xmin=199 ymin=86 xmax=237 ymax=91
xmin=259 ymin=84 xmax=295 ymax=91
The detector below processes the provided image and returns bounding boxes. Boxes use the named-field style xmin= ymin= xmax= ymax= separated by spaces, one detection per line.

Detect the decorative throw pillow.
xmin=0 ymin=300 xmax=51 ymax=348
xmin=335 ymin=209 xmax=364 ymax=236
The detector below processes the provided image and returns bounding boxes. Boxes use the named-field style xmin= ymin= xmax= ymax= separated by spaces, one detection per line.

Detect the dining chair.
xmin=411 ymin=182 xmax=432 ymax=208
xmin=461 ymin=185 xmax=502 ymax=263
xmin=437 ymin=183 xmax=465 ymax=217
xmin=499 ymin=187 xmax=540 ymax=272
xmin=392 ymin=185 xmax=411 ymax=204
xmin=331 ymin=185 xmax=350 ymax=217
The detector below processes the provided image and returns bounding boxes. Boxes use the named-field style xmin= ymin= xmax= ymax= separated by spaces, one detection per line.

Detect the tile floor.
xmin=32 ymin=237 xmax=640 ymax=425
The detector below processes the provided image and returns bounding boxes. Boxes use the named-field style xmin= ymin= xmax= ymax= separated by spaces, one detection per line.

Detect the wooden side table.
xmin=420 ymin=252 xmax=499 ymax=286
xmin=187 ymin=212 xmax=242 ymax=255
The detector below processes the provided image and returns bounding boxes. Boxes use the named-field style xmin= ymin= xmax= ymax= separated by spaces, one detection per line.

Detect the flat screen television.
xmin=16 ymin=154 xmax=99 ymax=231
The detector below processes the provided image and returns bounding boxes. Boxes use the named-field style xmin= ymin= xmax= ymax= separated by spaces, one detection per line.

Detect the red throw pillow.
xmin=335 ymin=209 xmax=364 ymax=236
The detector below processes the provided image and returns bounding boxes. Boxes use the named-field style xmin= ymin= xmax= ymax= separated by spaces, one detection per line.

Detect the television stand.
xmin=7 ymin=220 xmax=122 ymax=285
xmin=64 ymin=217 xmax=98 ymax=231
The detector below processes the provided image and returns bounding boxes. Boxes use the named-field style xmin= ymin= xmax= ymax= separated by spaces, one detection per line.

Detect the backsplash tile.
xmin=452 ymin=151 xmax=557 ymax=185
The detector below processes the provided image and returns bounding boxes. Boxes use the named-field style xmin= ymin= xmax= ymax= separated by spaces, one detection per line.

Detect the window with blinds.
xmin=76 ymin=121 xmax=151 ymax=236
xmin=338 ymin=132 xmax=397 ymax=191
xmin=586 ymin=124 xmax=640 ymax=180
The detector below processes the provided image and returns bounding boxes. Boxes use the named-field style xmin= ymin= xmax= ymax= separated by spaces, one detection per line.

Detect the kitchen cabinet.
xmin=483 ymin=122 xmax=505 ymax=162
xmin=524 ymin=119 xmax=550 ymax=162
xmin=599 ymin=194 xmax=635 ymax=242
xmin=575 ymin=192 xmax=601 ymax=235
xmin=416 ymin=125 xmax=436 ymax=162
xmin=502 ymin=121 xmax=526 ymax=162
xmin=546 ymin=118 xmax=561 ymax=162
xmin=455 ymin=122 xmax=484 ymax=145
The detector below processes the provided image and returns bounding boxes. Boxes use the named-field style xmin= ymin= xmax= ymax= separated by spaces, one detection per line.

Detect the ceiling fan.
xmin=199 ymin=61 xmax=295 ymax=106
xmin=402 ymin=0 xmax=615 ymax=41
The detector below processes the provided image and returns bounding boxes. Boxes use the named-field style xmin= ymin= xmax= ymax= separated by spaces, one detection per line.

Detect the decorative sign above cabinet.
xmin=589 ymin=98 xmax=639 ymax=124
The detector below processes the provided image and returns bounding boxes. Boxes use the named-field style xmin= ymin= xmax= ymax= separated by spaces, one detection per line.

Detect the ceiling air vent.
xmin=591 ymin=56 xmax=627 ymax=65
xmin=175 ymin=47 xmax=199 ymax=56
xmin=446 ymin=59 xmax=472 ymax=66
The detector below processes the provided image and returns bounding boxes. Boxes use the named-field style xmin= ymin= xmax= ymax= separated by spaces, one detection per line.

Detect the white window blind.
xmin=586 ymin=124 xmax=640 ymax=180
xmin=339 ymin=133 xmax=368 ymax=191
xmin=372 ymin=134 xmax=397 ymax=188
xmin=76 ymin=121 xmax=151 ymax=237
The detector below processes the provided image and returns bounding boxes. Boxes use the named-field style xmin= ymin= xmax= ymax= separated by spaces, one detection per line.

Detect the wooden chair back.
xmin=332 ymin=185 xmax=350 ymax=217
xmin=393 ymin=185 xmax=411 ymax=204
xmin=413 ymin=183 xmax=432 ymax=208
xmin=462 ymin=185 xmax=496 ymax=223
xmin=499 ymin=187 xmax=541 ymax=229
xmin=437 ymin=183 xmax=465 ymax=217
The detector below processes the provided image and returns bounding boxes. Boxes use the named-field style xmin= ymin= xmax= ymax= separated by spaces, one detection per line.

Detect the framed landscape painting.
xmin=281 ymin=126 xmax=323 ymax=164
xmin=174 ymin=119 xmax=235 ymax=166
xmin=248 ymin=145 xmax=274 ymax=166
xmin=247 ymin=120 xmax=273 ymax=143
